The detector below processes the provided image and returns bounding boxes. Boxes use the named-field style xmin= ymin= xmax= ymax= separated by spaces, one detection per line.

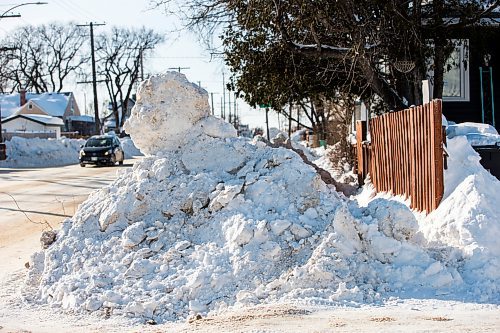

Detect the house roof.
xmin=1 ymin=114 xmax=64 ymax=127
xmin=67 ymin=115 xmax=95 ymax=123
xmin=0 ymin=92 xmax=74 ymax=118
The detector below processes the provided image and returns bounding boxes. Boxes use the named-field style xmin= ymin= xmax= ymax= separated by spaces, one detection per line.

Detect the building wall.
xmin=16 ymin=102 xmax=48 ymax=116
xmin=64 ymin=94 xmax=82 ymax=118
xmin=443 ymin=27 xmax=500 ymax=129
xmin=2 ymin=118 xmax=61 ymax=139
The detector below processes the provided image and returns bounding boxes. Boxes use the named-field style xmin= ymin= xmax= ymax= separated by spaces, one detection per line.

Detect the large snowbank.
xmin=23 ymin=72 xmax=500 ymax=325
xmin=0 ymin=136 xmax=85 ymax=168
xmin=419 ymin=136 xmax=500 ymax=298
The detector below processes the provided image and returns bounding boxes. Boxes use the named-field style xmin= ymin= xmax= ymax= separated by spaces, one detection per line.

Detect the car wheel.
xmin=80 ymin=163 xmax=85 ymax=167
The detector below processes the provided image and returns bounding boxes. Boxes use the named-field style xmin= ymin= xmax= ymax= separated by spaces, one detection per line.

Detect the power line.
xmin=60 ymin=0 xmax=104 ymax=22
xmin=52 ymin=0 xmax=101 ymax=23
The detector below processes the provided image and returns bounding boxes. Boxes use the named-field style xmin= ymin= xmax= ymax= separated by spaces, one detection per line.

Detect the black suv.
xmin=79 ymin=135 xmax=124 ymax=167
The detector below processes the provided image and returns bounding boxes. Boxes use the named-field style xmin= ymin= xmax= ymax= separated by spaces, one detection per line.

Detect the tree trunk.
xmin=433 ymin=37 xmax=446 ymax=100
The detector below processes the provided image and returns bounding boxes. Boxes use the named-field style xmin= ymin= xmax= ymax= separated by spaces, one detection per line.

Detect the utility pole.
xmin=129 ymin=46 xmax=153 ymax=81
xmin=220 ymin=96 xmax=224 ymax=119
xmin=222 ymin=72 xmax=226 ymax=121
xmin=140 ymin=51 xmax=144 ymax=81
xmin=210 ymin=93 xmax=219 ymax=116
xmin=265 ymin=107 xmax=270 ymax=140
xmin=77 ymin=22 xmax=105 ymax=135
xmin=228 ymin=91 xmax=232 ymax=124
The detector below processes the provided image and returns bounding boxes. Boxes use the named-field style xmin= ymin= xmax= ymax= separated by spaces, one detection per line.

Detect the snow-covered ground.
xmin=0 ymin=135 xmax=142 ymax=168
xmin=1 ymin=72 xmax=499 ymax=331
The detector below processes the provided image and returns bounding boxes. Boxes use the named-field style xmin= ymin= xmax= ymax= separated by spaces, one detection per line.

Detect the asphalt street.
xmin=0 ymin=159 xmax=137 ymax=279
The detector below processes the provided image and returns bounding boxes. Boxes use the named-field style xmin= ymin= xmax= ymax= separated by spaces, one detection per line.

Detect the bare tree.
xmin=96 ymin=27 xmax=164 ymax=132
xmin=0 ymin=23 xmax=89 ymax=93
xmin=39 ymin=23 xmax=89 ymax=93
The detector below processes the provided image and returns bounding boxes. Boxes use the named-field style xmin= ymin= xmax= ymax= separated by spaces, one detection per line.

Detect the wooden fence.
xmin=356 ymin=99 xmax=444 ymax=213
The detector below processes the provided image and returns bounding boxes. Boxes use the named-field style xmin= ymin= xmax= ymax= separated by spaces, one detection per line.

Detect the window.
xmin=28 ymin=103 xmax=33 ymax=110
xmin=442 ymin=40 xmax=470 ymax=102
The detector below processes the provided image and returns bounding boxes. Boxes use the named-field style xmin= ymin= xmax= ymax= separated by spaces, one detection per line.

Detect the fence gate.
xmin=356 ymin=99 xmax=444 ymax=213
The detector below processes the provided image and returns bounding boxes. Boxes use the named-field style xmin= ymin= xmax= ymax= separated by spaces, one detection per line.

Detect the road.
xmin=0 ymin=158 xmax=137 ymax=279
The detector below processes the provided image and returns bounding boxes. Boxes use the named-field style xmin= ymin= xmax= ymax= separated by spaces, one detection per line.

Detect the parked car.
xmin=79 ymin=135 xmax=124 ymax=167
xmin=446 ymin=122 xmax=500 ymax=148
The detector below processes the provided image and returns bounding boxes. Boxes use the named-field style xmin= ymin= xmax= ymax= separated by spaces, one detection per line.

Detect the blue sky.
xmin=0 ymin=0 xmax=283 ymax=129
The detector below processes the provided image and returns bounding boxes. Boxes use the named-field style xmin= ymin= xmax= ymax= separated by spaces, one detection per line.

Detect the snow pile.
xmin=419 ymin=136 xmax=500 ymax=297
xmin=0 ymin=136 xmax=85 ymax=168
xmin=120 ymin=137 xmax=143 ymax=158
xmin=23 ymin=73 xmax=500 ymax=324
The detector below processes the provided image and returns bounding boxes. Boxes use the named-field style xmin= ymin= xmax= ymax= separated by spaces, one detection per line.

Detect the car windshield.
xmin=85 ymin=138 xmax=113 ymax=147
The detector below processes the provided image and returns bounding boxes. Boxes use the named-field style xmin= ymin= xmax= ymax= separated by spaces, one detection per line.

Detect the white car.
xmin=446 ymin=122 xmax=500 ymax=148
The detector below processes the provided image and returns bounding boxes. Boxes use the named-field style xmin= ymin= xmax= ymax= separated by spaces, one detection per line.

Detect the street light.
xmin=0 ymin=2 xmax=48 ymax=20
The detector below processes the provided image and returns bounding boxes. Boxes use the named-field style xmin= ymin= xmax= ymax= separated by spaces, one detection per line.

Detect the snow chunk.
xmin=121 ymin=222 xmax=147 ymax=248
xmin=124 ymin=71 xmax=210 ymax=154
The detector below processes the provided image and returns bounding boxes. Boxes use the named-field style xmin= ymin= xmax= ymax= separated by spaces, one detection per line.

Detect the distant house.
xmin=0 ymin=90 xmax=94 ymax=136
xmin=1 ymin=114 xmax=64 ymax=139
xmin=66 ymin=115 xmax=95 ymax=136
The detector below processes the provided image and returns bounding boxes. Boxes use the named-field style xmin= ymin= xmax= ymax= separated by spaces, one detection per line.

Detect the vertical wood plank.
xmin=433 ymin=100 xmax=444 ymax=209
xmin=416 ymin=106 xmax=422 ymax=211
xmin=429 ymin=102 xmax=436 ymax=210
xmin=409 ymin=107 xmax=416 ymax=209
xmin=424 ymin=104 xmax=431 ymax=213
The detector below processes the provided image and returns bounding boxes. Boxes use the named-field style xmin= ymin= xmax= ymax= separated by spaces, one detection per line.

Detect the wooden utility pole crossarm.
xmin=168 ymin=67 xmax=190 ymax=73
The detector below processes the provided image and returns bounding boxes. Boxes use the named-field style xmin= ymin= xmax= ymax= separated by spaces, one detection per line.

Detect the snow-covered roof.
xmin=0 ymin=92 xmax=73 ymax=118
xmin=2 ymin=114 xmax=64 ymax=126
xmin=28 ymin=92 xmax=72 ymax=117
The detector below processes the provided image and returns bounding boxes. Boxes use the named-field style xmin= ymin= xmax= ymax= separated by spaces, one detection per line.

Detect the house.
xmin=351 ymin=15 xmax=500 ymax=132
xmin=1 ymin=114 xmax=64 ymax=139
xmin=431 ymin=14 xmax=500 ymax=129
xmin=0 ymin=90 xmax=95 ymax=136
xmin=0 ymin=90 xmax=80 ymax=121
